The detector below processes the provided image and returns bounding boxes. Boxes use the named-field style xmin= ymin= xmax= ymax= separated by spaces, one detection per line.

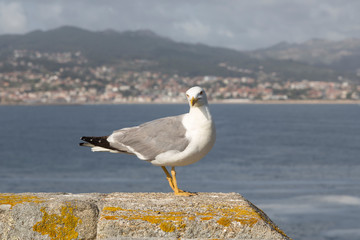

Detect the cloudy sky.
xmin=1 ymin=0 xmax=360 ymax=50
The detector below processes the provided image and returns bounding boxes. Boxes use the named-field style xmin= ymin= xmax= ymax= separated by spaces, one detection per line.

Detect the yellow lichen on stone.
xmin=221 ymin=204 xmax=290 ymax=238
xmin=0 ymin=194 xmax=44 ymax=209
xmin=101 ymin=206 xmax=189 ymax=233
xmin=198 ymin=204 xmax=261 ymax=227
xmin=100 ymin=203 xmax=269 ymax=234
xmin=217 ymin=217 xmax=232 ymax=226
xmin=103 ymin=206 xmax=125 ymax=212
xmin=253 ymin=207 xmax=290 ymax=238
xmin=102 ymin=215 xmax=119 ymax=220
xmin=177 ymin=223 xmax=187 ymax=230
xmin=159 ymin=222 xmax=176 ymax=232
xmin=139 ymin=215 xmax=162 ymax=224
xmin=33 ymin=203 xmax=82 ymax=240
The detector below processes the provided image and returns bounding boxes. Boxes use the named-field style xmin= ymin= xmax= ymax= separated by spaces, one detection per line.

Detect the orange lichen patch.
xmin=177 ymin=223 xmax=187 ymax=230
xmin=0 ymin=194 xmax=44 ymax=209
xmin=253 ymin=207 xmax=290 ymax=238
xmin=103 ymin=206 xmax=125 ymax=212
xmin=198 ymin=204 xmax=261 ymax=227
xmin=217 ymin=217 xmax=232 ymax=227
xmin=234 ymin=217 xmax=258 ymax=226
xmin=99 ymin=203 xmax=281 ymax=235
xmin=33 ymin=203 xmax=82 ymax=240
xmin=120 ymin=212 xmax=185 ymax=226
xmin=101 ymin=206 xmax=191 ymax=233
xmin=159 ymin=222 xmax=176 ymax=232
xmin=102 ymin=215 xmax=119 ymax=220
xmin=218 ymin=204 xmax=290 ymax=238
xmin=227 ymin=207 xmax=260 ymax=227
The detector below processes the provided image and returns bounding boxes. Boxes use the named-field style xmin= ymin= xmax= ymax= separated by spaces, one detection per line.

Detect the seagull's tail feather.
xmin=79 ymin=136 xmax=121 ymax=153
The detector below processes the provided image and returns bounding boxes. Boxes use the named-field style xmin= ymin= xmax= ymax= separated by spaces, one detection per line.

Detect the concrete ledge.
xmin=0 ymin=192 xmax=291 ymax=239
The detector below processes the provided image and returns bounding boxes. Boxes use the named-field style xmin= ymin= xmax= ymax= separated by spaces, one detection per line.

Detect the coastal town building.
xmin=0 ymin=50 xmax=359 ymax=104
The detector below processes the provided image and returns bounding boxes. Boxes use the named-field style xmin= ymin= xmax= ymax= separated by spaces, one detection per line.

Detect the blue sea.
xmin=0 ymin=104 xmax=359 ymax=240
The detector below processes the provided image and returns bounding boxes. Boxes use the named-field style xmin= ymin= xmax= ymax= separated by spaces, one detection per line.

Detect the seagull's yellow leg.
xmin=161 ymin=166 xmax=175 ymax=191
xmin=171 ymin=167 xmax=196 ymax=196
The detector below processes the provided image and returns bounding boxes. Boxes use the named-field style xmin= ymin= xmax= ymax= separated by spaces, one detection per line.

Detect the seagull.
xmin=79 ymin=86 xmax=216 ymax=196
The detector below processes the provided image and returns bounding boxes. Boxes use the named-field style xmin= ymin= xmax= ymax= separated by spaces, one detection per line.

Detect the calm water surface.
xmin=0 ymin=104 xmax=359 ymax=240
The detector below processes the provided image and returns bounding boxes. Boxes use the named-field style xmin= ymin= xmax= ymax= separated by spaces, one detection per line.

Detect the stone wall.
xmin=0 ymin=192 xmax=291 ymax=239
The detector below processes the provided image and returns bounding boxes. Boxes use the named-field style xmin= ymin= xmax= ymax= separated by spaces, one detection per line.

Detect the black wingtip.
xmin=79 ymin=135 xmax=113 ymax=147
xmin=79 ymin=136 xmax=91 ymax=147
xmin=81 ymin=136 xmax=93 ymax=142
xmin=79 ymin=135 xmax=121 ymax=152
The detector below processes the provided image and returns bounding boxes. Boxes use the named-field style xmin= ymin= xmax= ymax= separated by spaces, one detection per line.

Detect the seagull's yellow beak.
xmin=190 ymin=97 xmax=198 ymax=106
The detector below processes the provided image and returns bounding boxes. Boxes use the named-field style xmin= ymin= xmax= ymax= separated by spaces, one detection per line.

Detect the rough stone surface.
xmin=0 ymin=192 xmax=291 ymax=240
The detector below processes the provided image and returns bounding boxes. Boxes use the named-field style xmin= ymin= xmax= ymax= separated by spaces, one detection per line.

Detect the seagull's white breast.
xmin=151 ymin=105 xmax=216 ymax=167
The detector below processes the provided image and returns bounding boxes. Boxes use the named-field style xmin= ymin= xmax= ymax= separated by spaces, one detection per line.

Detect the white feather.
xmin=91 ymin=146 xmax=120 ymax=153
xmin=150 ymin=87 xmax=216 ymax=167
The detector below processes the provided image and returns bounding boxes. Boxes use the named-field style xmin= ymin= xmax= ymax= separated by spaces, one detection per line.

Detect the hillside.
xmin=1 ymin=26 xmax=357 ymax=83
xmin=250 ymin=38 xmax=360 ymax=73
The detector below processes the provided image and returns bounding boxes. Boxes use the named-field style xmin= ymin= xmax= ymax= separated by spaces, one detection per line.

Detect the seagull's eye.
xmin=199 ymin=91 xmax=203 ymax=95
xmin=186 ymin=94 xmax=189 ymax=98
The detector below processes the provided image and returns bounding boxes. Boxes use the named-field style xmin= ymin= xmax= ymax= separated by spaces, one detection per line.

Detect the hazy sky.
xmin=1 ymin=0 xmax=360 ymax=50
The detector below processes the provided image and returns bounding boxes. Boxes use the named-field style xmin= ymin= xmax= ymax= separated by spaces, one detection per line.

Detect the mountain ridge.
xmin=250 ymin=38 xmax=360 ymax=72
xmin=0 ymin=26 xmax=359 ymax=83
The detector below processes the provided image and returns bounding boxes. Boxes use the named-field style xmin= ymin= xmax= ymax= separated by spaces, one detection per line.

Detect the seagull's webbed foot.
xmin=174 ymin=190 xmax=197 ymax=196
xmin=161 ymin=166 xmax=197 ymax=197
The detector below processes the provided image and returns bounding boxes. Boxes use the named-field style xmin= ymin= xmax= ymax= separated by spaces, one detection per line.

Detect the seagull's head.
xmin=186 ymin=86 xmax=208 ymax=108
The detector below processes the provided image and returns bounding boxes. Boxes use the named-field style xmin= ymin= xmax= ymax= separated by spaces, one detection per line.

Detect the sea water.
xmin=0 ymin=104 xmax=359 ymax=240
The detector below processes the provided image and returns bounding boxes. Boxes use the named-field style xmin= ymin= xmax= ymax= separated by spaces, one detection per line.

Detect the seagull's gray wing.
xmin=108 ymin=114 xmax=189 ymax=161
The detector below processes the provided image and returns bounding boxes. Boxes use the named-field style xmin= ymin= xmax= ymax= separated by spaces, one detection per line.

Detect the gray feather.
xmin=109 ymin=114 xmax=189 ymax=160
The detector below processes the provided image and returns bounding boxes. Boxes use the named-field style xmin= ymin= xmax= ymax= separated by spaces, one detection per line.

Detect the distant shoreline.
xmin=1 ymin=99 xmax=360 ymax=106
xmin=213 ymin=99 xmax=360 ymax=104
